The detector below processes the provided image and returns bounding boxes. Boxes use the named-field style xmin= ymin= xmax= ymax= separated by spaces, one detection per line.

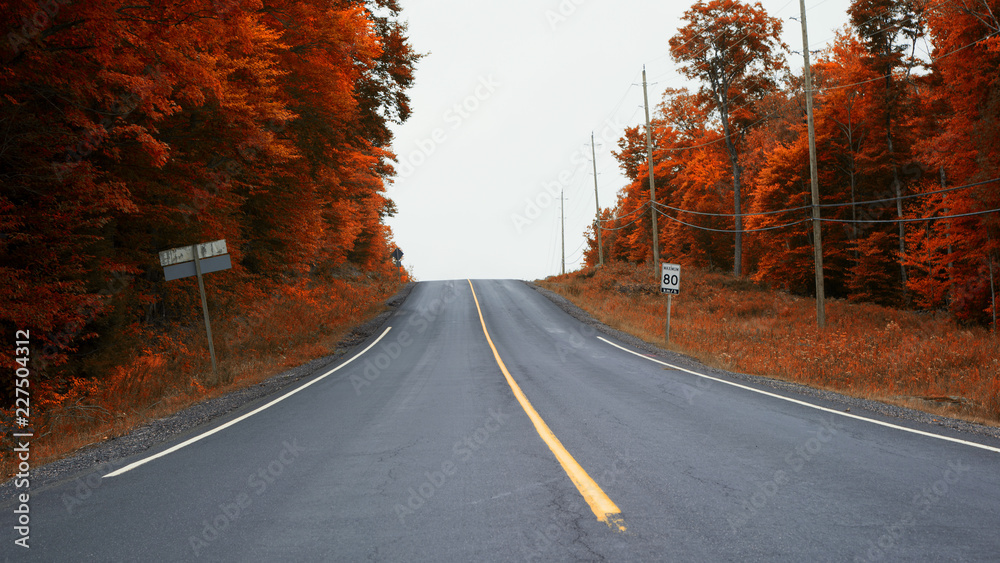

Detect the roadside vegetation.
xmin=540 ymin=262 xmax=1000 ymax=426
xmin=1 ymin=274 xmax=403 ymax=480
xmin=0 ymin=1 xmax=418 ymax=479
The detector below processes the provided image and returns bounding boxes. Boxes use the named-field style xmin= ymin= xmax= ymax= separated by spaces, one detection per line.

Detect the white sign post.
xmin=660 ymin=263 xmax=681 ymax=342
xmin=159 ymin=239 xmax=231 ymax=376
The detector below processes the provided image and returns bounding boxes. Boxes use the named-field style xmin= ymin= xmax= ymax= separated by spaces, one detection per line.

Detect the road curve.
xmin=6 ymin=279 xmax=1000 ymax=561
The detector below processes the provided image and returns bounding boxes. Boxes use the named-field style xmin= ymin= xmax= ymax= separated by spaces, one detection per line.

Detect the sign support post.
xmin=159 ymin=239 xmax=231 ymax=379
xmin=391 ymin=248 xmax=404 ymax=281
xmin=192 ymin=245 xmax=217 ymax=375
xmin=660 ymin=263 xmax=681 ymax=343
xmin=666 ymin=294 xmax=672 ymax=343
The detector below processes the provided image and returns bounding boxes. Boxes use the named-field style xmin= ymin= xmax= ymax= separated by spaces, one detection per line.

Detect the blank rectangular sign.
xmin=159 ymin=240 xmax=228 ymax=267
xmin=163 ymin=254 xmax=232 ymax=281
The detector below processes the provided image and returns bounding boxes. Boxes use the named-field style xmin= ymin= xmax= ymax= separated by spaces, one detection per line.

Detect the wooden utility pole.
xmin=800 ymin=0 xmax=826 ymax=328
xmin=642 ymin=66 xmax=660 ymax=279
xmin=942 ymin=167 xmax=954 ymax=302
xmin=990 ymin=230 xmax=998 ymax=337
xmin=592 ymin=132 xmax=604 ymax=266
xmin=561 ymin=189 xmax=566 ymax=275
xmin=991 ymin=252 xmax=997 ymax=337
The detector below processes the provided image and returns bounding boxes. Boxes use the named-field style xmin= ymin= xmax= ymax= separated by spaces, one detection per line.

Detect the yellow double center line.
xmin=467 ymin=280 xmax=626 ymax=532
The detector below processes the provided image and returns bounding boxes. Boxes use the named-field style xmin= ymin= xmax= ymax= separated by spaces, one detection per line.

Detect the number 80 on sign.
xmin=661 ymin=263 xmax=680 ymax=295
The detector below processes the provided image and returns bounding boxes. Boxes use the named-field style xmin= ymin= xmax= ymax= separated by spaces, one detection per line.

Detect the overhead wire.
xmin=597 ymin=200 xmax=649 ymax=223
xmin=819 ymin=177 xmax=1000 ymax=209
xmin=617 ymin=23 xmax=999 ymax=160
xmin=566 ymin=236 xmax=589 ymax=265
xmin=654 ymin=199 xmax=811 ymax=218
xmin=649 ymin=176 xmax=1000 ymax=219
xmin=592 ymin=71 xmax=642 ymax=139
xmin=600 ymin=211 xmax=650 ymax=232
xmin=653 ymin=205 xmax=1000 ymax=235
xmin=654 ymin=207 xmax=814 ymax=233
xmin=650 ymin=201 xmax=1000 ymax=236
xmin=633 ymin=0 xmax=971 ymax=158
xmin=645 ymin=0 xmax=796 ymax=84
xmin=823 ymin=207 xmax=1000 ymax=224
xmin=568 ymin=0 xmax=996 ymax=249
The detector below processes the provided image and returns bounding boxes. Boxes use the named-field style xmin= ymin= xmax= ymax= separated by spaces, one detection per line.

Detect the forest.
xmin=586 ymin=0 xmax=1000 ymax=328
xmin=0 ymin=0 xmax=418 ymax=446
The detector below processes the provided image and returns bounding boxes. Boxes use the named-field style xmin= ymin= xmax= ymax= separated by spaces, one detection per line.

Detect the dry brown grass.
xmin=539 ymin=262 xmax=1000 ymax=426
xmin=1 ymin=277 xmax=399 ymax=480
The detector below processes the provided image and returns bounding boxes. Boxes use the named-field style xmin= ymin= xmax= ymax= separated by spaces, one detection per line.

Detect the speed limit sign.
xmin=660 ymin=263 xmax=680 ymax=294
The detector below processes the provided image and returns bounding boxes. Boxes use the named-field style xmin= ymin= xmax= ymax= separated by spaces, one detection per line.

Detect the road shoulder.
xmin=527 ymin=280 xmax=1000 ymax=444
xmin=0 ymin=282 xmax=417 ymax=504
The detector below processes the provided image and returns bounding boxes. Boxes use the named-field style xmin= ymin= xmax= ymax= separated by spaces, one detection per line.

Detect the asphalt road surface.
xmin=7 ymin=280 xmax=1000 ymax=561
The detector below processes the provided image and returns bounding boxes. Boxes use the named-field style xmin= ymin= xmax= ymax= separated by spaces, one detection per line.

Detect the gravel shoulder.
xmin=0 ymin=282 xmax=415 ymax=505
xmin=527 ymin=281 xmax=1000 ymax=443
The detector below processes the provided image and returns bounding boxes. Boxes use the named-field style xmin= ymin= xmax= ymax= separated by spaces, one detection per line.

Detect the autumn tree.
xmin=583 ymin=208 xmax=617 ymax=268
xmin=746 ymin=73 xmax=857 ymax=297
xmin=653 ymin=88 xmax=733 ymax=269
xmin=748 ymin=31 xmax=897 ymax=299
xmin=669 ymin=0 xmax=786 ymax=277
xmin=603 ymin=88 xmax=720 ymax=266
xmin=592 ymin=0 xmax=999 ymax=325
xmin=907 ymin=0 xmax=1000 ymax=323
xmin=665 ymin=144 xmax=736 ymax=269
xmin=848 ymin=0 xmax=925 ymax=294
xmin=812 ymin=31 xmax=877 ymax=249
xmin=0 ymin=0 xmax=418 ymax=405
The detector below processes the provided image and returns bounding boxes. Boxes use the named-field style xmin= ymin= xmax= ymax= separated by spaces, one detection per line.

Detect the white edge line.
xmin=598 ymin=336 xmax=1000 ymax=454
xmin=104 ymin=326 xmax=394 ymax=478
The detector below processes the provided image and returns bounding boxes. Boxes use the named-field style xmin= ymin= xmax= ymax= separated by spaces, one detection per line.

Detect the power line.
xmin=564 ymin=1 xmax=994 ymax=256
xmin=654 ymin=207 xmax=813 ymax=233
xmin=600 ymin=212 xmax=649 ymax=232
xmin=594 ymin=73 xmax=641 ymax=136
xmin=649 ymin=176 xmax=1000 ymax=218
xmin=650 ymin=86 xmax=805 ymax=154
xmin=823 ymin=207 xmax=1000 ymax=224
xmin=806 ymin=28 xmax=1000 ymax=97
xmin=619 ymin=1 xmax=986 ymax=158
xmin=819 ymin=177 xmax=1000 ymax=208
xmin=654 ymin=199 xmax=810 ymax=218
xmin=647 ymin=0 xmax=798 ymax=84
xmin=646 ymin=0 xmax=910 ymax=108
xmin=566 ymin=237 xmax=588 ymax=264
xmin=651 ymin=21 xmax=989 ymax=157
xmin=651 ymin=203 xmax=1000 ymax=234
xmin=598 ymin=201 xmax=649 ymax=223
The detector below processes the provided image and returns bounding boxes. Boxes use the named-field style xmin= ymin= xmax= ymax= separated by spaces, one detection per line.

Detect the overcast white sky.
xmin=386 ymin=0 xmax=853 ymax=282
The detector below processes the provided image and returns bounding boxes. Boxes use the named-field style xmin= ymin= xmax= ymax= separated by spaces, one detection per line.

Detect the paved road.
xmin=7 ymin=280 xmax=1000 ymax=561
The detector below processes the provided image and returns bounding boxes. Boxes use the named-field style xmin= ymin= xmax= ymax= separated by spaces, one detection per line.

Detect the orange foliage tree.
xmin=584 ymin=0 xmax=999 ymax=328
xmin=907 ymin=0 xmax=1000 ymax=325
xmin=669 ymin=0 xmax=787 ymax=277
xmin=0 ymin=0 xmax=419 ymax=404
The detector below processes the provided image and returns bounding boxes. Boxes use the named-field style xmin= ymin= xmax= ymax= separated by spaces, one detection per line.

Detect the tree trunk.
xmin=719 ymin=102 xmax=743 ymax=278
xmin=884 ymin=75 xmax=908 ymax=300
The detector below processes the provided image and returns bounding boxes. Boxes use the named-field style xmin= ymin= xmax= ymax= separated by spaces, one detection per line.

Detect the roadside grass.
xmin=1 ymin=276 xmax=400 ymax=480
xmin=539 ymin=262 xmax=1000 ymax=426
